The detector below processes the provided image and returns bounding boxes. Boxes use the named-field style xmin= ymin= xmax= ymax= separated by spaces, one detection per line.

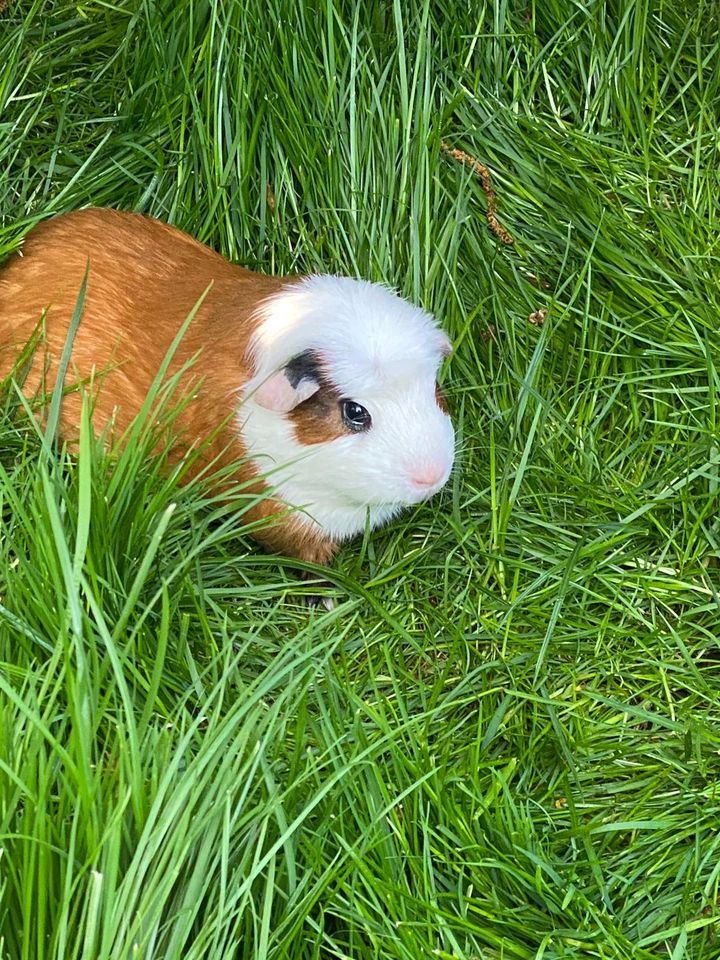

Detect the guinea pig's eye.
xmin=340 ymin=399 xmax=372 ymax=432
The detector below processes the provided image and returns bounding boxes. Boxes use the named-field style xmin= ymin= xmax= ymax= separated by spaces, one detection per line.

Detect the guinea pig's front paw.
xmin=306 ymin=591 xmax=336 ymax=612
xmin=298 ymin=569 xmax=339 ymax=611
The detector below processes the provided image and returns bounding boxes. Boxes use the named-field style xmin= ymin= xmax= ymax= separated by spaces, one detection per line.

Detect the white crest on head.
xmin=239 ymin=275 xmax=455 ymax=543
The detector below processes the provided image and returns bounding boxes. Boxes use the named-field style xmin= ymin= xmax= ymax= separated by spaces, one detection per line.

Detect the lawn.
xmin=1 ymin=1 xmax=719 ymax=957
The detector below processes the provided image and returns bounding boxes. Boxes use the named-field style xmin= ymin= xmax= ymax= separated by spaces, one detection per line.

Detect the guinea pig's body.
xmin=0 ymin=208 xmax=454 ymax=564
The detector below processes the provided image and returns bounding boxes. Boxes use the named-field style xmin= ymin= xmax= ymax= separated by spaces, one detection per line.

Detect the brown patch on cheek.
xmin=435 ymin=383 xmax=449 ymax=414
xmin=289 ymin=385 xmax=346 ymax=445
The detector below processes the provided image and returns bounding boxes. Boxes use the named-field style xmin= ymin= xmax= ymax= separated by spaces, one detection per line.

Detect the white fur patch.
xmin=238 ymin=276 xmax=455 ymax=543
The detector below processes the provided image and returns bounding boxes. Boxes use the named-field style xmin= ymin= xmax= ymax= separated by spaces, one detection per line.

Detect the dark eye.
xmin=340 ymin=399 xmax=372 ymax=432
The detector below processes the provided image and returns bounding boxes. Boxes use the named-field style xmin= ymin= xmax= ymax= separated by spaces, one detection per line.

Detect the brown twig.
xmin=440 ymin=141 xmax=514 ymax=246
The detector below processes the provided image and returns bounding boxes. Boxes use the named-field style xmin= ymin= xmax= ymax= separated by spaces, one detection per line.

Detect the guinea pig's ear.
xmin=253 ymin=349 xmax=322 ymax=413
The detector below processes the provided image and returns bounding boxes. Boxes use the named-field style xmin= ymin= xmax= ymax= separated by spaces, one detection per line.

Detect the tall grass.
xmin=1 ymin=1 xmax=719 ymax=957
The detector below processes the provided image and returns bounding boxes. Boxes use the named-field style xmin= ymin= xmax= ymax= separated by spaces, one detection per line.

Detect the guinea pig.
xmin=0 ymin=207 xmax=454 ymax=565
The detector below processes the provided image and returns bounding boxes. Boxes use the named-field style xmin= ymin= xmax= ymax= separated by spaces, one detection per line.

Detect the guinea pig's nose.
xmin=410 ymin=466 xmax=446 ymax=489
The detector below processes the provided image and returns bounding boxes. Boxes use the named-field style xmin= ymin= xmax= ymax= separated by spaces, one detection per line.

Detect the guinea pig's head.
xmin=239 ymin=276 xmax=455 ymax=541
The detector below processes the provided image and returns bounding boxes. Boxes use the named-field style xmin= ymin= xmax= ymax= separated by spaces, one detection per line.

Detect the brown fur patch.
xmin=289 ymin=383 xmax=346 ymax=445
xmin=252 ymin=508 xmax=339 ymax=565
xmin=435 ymin=383 xmax=449 ymax=414
xmin=0 ymin=207 xmax=338 ymax=564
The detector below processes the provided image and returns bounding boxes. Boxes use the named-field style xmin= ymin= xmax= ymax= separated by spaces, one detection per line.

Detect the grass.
xmin=1 ymin=0 xmax=720 ymax=957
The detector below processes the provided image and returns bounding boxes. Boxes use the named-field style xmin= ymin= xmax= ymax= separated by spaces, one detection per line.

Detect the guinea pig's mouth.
xmin=370 ymin=477 xmax=450 ymax=509
xmin=402 ymin=486 xmax=445 ymax=506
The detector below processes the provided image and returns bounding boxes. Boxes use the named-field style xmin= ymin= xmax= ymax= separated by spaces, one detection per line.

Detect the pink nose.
xmin=410 ymin=466 xmax=445 ymax=489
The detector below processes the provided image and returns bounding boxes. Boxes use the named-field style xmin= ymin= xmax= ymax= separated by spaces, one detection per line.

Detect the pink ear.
xmin=253 ymin=370 xmax=320 ymax=413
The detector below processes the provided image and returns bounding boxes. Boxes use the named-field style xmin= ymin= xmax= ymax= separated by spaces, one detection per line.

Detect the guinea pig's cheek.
xmin=289 ymin=389 xmax=346 ymax=445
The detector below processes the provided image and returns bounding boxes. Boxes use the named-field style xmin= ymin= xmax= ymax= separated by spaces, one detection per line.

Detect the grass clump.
xmin=1 ymin=1 xmax=720 ymax=957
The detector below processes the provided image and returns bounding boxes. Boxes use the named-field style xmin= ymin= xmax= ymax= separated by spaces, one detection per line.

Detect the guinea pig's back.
xmin=0 ymin=208 xmax=282 ymax=443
